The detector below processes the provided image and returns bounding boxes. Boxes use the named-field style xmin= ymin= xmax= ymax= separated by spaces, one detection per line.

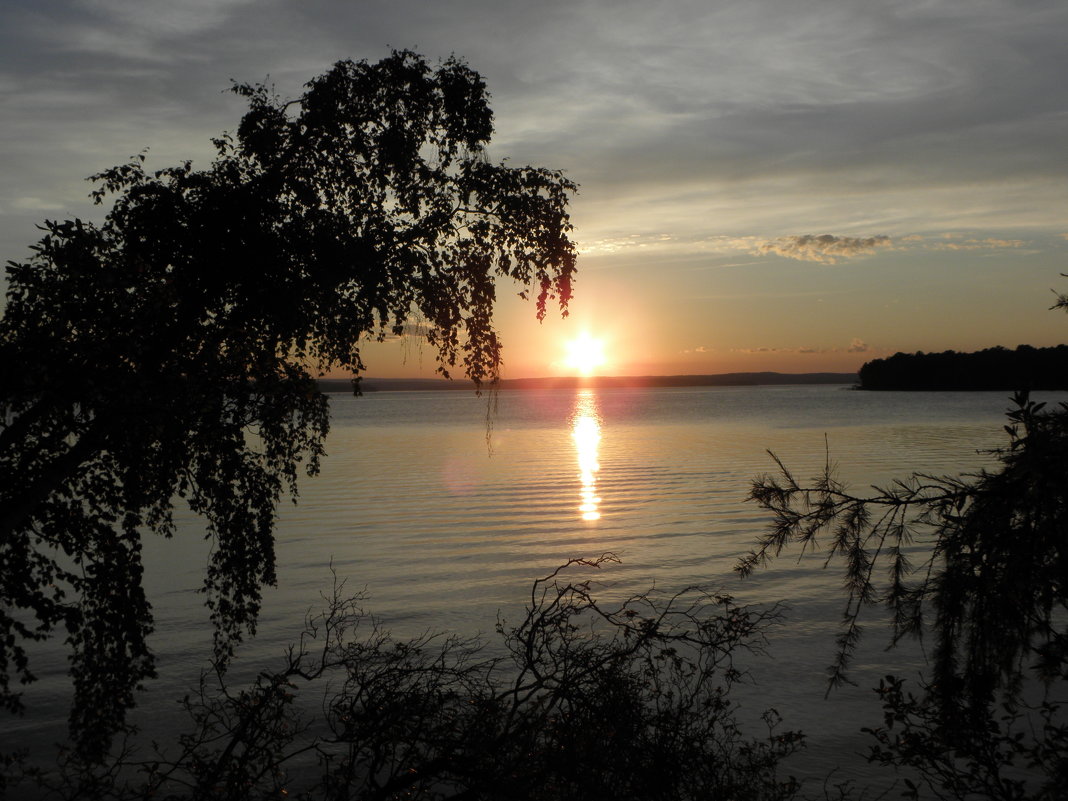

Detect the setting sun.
xmin=563 ymin=332 xmax=607 ymax=376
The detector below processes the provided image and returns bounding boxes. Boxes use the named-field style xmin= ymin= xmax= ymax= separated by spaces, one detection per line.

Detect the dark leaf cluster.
xmin=863 ymin=675 xmax=1067 ymax=801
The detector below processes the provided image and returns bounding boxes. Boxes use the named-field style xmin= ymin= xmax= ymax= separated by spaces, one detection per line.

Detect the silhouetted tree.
xmin=14 ymin=557 xmax=805 ymax=801
xmin=0 ymin=50 xmax=576 ymax=760
xmin=741 ymin=386 xmax=1068 ymax=797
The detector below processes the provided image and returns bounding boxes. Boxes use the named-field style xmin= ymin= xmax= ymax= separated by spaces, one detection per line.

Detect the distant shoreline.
xmin=318 ymin=372 xmax=859 ymax=393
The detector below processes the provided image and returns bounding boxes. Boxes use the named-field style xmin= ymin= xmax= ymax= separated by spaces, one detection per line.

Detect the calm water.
xmin=9 ymin=384 xmax=1057 ymax=789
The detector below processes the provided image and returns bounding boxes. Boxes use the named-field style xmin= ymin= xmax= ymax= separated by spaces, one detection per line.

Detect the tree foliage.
xmin=0 ymin=50 xmax=576 ymax=759
xmin=863 ymin=675 xmax=1067 ymax=801
xmin=740 ymin=389 xmax=1068 ymax=796
xmin=740 ymin=391 xmax=1068 ymax=709
xmin=14 ymin=557 xmax=804 ymax=801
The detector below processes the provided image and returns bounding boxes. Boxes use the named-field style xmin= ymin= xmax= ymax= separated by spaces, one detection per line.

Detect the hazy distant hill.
xmin=318 ymin=372 xmax=858 ymax=393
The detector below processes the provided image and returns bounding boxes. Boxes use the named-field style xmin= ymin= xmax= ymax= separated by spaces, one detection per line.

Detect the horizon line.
xmin=317 ymin=371 xmax=859 ymax=392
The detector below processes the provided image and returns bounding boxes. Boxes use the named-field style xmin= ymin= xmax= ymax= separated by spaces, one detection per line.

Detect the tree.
xmin=0 ymin=50 xmax=577 ymax=760
xmin=740 ymin=382 xmax=1068 ymax=797
xmin=14 ymin=556 xmax=805 ymax=801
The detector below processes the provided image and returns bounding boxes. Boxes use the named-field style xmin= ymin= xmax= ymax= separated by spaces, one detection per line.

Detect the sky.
xmin=2 ymin=0 xmax=1066 ymax=379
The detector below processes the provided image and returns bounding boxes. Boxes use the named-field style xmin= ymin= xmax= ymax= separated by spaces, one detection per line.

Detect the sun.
xmin=563 ymin=332 xmax=607 ymax=376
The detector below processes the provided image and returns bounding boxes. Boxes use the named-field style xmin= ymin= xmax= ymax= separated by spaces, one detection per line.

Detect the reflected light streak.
xmin=571 ymin=392 xmax=602 ymax=521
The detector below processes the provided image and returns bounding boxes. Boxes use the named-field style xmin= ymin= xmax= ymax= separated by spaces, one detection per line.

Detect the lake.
xmin=7 ymin=383 xmax=1056 ymax=791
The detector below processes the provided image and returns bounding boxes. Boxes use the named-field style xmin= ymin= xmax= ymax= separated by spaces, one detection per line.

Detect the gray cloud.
xmin=2 ymin=0 xmax=1067 ymax=269
xmin=758 ymin=235 xmax=891 ymax=264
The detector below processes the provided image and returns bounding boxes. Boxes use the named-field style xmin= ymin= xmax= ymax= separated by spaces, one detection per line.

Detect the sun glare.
xmin=563 ymin=332 xmax=606 ymax=376
xmin=572 ymin=392 xmax=602 ymax=521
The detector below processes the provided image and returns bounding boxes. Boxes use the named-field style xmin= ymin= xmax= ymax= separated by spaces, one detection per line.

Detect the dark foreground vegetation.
xmin=857 ymin=344 xmax=1068 ymax=390
xmin=9 ymin=557 xmax=805 ymax=801
xmin=2 ymin=47 xmax=1067 ymax=800
xmin=743 ymin=387 xmax=1068 ymax=799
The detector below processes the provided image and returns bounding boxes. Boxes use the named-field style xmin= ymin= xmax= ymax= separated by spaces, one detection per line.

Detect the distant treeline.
xmin=858 ymin=345 xmax=1068 ymax=390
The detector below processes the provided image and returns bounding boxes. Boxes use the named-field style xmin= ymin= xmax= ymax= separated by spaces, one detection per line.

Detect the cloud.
xmin=578 ymin=233 xmax=761 ymax=257
xmin=735 ymin=338 xmax=872 ymax=355
xmin=11 ymin=196 xmax=66 ymax=211
xmin=579 ymin=232 xmax=675 ymax=255
xmin=735 ymin=346 xmax=803 ymax=355
xmin=879 ymin=234 xmax=1030 ymax=253
xmin=2 ymin=0 xmax=1067 ymax=298
xmin=928 ymin=236 xmax=1024 ymax=251
xmin=758 ymin=234 xmax=892 ymax=264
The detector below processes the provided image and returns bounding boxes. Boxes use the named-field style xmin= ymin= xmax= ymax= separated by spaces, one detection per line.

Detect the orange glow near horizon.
xmin=562 ymin=332 xmax=607 ymax=376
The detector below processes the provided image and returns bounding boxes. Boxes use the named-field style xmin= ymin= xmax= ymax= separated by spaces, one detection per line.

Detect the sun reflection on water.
xmin=571 ymin=392 xmax=602 ymax=521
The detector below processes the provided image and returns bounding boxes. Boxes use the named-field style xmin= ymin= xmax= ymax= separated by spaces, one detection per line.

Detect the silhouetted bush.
xmin=10 ymin=557 xmax=805 ymax=801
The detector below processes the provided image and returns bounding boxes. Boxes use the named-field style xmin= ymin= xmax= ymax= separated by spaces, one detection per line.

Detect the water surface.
xmin=10 ymin=384 xmax=1053 ymax=788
